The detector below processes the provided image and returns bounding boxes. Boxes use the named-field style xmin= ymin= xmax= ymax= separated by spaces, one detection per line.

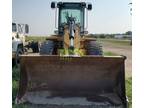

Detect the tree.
xmin=125 ymin=31 xmax=132 ymax=35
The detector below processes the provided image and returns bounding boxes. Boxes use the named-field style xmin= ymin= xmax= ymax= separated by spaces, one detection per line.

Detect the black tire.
xmin=40 ymin=40 xmax=54 ymax=55
xmin=87 ymin=41 xmax=103 ymax=55
xmin=12 ymin=46 xmax=23 ymax=67
xmin=30 ymin=41 xmax=39 ymax=53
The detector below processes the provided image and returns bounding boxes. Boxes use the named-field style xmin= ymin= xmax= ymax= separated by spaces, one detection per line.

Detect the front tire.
xmin=86 ymin=41 xmax=103 ymax=55
xmin=40 ymin=40 xmax=54 ymax=55
xmin=30 ymin=41 xmax=39 ymax=53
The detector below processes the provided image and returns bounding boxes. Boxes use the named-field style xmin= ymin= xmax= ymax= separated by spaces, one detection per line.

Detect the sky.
xmin=12 ymin=0 xmax=132 ymax=36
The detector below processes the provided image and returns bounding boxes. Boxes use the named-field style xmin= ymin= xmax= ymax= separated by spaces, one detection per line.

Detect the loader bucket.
xmin=16 ymin=55 xmax=127 ymax=107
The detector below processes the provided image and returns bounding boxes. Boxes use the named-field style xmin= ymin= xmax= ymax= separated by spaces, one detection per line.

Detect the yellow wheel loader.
xmin=16 ymin=2 xmax=128 ymax=108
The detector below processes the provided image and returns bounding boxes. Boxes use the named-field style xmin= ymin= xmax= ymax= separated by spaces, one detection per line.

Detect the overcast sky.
xmin=12 ymin=0 xmax=132 ymax=36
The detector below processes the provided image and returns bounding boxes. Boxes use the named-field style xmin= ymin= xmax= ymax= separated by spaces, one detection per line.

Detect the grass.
xmin=26 ymin=36 xmax=131 ymax=46
xmin=99 ymin=38 xmax=131 ymax=46
xmin=12 ymin=66 xmax=20 ymax=104
xmin=126 ymin=77 xmax=132 ymax=108
xmin=25 ymin=36 xmax=47 ymax=42
xmin=13 ymin=104 xmax=27 ymax=108
xmin=104 ymin=51 xmax=118 ymax=56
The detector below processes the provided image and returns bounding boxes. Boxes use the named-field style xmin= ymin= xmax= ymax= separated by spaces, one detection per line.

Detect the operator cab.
xmin=51 ymin=2 xmax=92 ymax=35
xmin=12 ymin=23 xmax=29 ymax=34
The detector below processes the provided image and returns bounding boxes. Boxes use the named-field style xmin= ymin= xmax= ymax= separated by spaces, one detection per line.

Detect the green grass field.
xmin=104 ymin=51 xmax=118 ymax=56
xmin=12 ymin=37 xmax=132 ymax=108
xmin=126 ymin=77 xmax=132 ymax=108
xmin=26 ymin=36 xmax=131 ymax=45
xmin=99 ymin=38 xmax=131 ymax=46
xmin=25 ymin=36 xmax=47 ymax=42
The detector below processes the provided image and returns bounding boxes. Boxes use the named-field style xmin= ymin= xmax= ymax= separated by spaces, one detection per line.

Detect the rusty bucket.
xmin=16 ymin=54 xmax=127 ymax=107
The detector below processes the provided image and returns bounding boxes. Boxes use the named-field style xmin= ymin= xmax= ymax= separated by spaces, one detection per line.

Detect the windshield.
xmin=18 ymin=24 xmax=24 ymax=33
xmin=58 ymin=3 xmax=85 ymax=34
xmin=60 ymin=9 xmax=81 ymax=24
xmin=12 ymin=23 xmax=17 ymax=32
xmin=59 ymin=4 xmax=84 ymax=27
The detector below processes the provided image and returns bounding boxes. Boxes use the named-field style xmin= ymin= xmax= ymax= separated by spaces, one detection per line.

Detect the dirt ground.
xmin=101 ymin=39 xmax=132 ymax=78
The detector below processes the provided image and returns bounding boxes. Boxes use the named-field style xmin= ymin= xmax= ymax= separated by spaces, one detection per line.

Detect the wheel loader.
xmin=16 ymin=2 xmax=128 ymax=108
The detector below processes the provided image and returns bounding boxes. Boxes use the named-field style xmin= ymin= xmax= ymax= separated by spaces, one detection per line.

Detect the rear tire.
xmin=40 ymin=40 xmax=54 ymax=55
xmin=87 ymin=41 xmax=103 ymax=55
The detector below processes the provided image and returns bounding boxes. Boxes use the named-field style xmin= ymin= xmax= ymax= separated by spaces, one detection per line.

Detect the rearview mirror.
xmin=87 ymin=4 xmax=92 ymax=10
xmin=51 ymin=2 xmax=56 ymax=8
